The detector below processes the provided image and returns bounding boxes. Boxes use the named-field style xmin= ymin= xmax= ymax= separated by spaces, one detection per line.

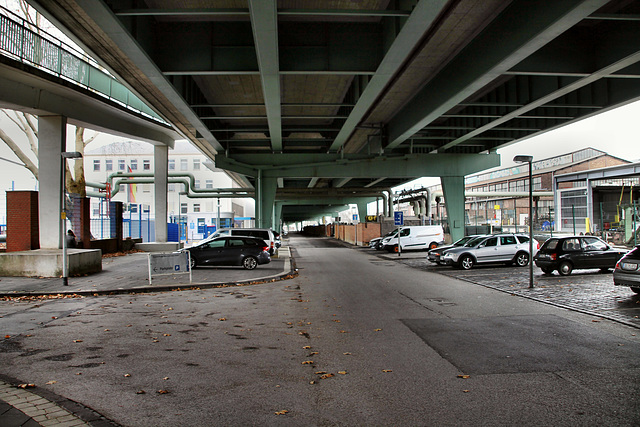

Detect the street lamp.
xmin=61 ymin=151 xmax=83 ymax=286
xmin=514 ymin=155 xmax=534 ymax=288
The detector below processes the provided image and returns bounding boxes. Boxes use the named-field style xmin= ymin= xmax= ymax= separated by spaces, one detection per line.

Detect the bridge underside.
xmin=15 ymin=0 xmax=640 ymax=234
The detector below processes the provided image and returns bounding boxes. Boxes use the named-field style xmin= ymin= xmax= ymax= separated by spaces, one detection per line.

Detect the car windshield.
xmin=455 ymin=236 xmax=475 ymax=246
xmin=541 ymin=239 xmax=559 ymax=250
xmin=464 ymin=236 xmax=485 ymax=247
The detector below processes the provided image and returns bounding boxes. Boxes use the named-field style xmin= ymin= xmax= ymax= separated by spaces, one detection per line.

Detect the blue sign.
xmin=394 ymin=211 xmax=404 ymax=226
xmin=353 ymin=214 xmax=358 ymax=221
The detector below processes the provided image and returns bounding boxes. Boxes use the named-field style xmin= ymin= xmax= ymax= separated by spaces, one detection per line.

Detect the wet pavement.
xmin=365 ymin=247 xmax=640 ymax=329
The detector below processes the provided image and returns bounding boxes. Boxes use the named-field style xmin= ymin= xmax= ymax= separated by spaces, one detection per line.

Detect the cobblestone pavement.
xmin=365 ymin=248 xmax=640 ymax=329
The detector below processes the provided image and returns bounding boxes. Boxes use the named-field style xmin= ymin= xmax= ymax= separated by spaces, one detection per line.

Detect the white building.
xmin=84 ymin=140 xmax=255 ymax=241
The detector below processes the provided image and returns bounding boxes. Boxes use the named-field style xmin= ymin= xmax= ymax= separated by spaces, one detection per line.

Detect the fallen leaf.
xmin=156 ymin=389 xmax=170 ymax=394
xmin=457 ymin=375 xmax=470 ymax=379
xmin=343 ymin=352 xmax=352 ymax=355
xmin=315 ymin=371 xmax=327 ymax=375
xmin=104 ymin=329 xmax=110 ymax=332
xmin=45 ymin=381 xmax=56 ymax=385
xmin=320 ymin=373 xmax=334 ymax=379
xmin=163 ymin=377 xmax=170 ymax=380
xmin=302 ymin=346 xmax=311 ymax=349
xmin=136 ymin=390 xmax=146 ymax=394
xmin=463 ymin=390 xmax=470 ymax=393
xmin=163 ymin=334 xmax=171 ymax=336
xmin=301 ymin=360 xmax=314 ymax=365
xmin=374 ymin=328 xmax=382 ymax=332
xmin=73 ymin=340 xmax=83 ymax=343
xmin=338 ymin=371 xmax=347 ymax=375
xmin=4 ymin=335 xmax=10 ymax=339
xmin=126 ymin=325 xmax=132 ymax=327
xmin=309 ymin=380 xmax=316 ymax=384
xmin=382 ymin=370 xmax=392 ymax=373
xmin=274 ymin=410 xmax=289 ymax=415
xmin=308 ymin=352 xmax=319 ymax=355
xmin=339 ymin=330 xmax=348 ymax=333
xmin=17 ymin=384 xmax=35 ymax=389
xmin=124 ymin=374 xmax=131 ymax=377
xmin=218 ymin=318 xmax=227 ymax=321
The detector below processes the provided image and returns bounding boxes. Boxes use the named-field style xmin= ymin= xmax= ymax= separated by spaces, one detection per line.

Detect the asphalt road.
xmin=1 ymin=234 xmax=639 ymax=426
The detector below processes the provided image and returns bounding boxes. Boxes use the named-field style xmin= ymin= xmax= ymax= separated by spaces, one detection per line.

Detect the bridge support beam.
xmin=257 ymin=174 xmax=277 ymax=229
xmin=154 ymin=145 xmax=169 ymax=243
xmin=38 ymin=115 xmax=66 ymax=249
xmin=441 ymin=176 xmax=466 ymax=243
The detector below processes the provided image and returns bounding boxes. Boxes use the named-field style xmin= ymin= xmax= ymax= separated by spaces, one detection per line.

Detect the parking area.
xmin=364 ymin=248 xmax=640 ymax=328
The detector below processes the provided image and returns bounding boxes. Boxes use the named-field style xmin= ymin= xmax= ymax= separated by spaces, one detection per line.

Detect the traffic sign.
xmin=394 ymin=211 xmax=404 ymax=226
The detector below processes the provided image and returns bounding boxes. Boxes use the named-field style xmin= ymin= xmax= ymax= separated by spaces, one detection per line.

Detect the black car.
xmin=534 ymin=236 xmax=627 ymax=276
xmin=182 ymin=236 xmax=271 ymax=270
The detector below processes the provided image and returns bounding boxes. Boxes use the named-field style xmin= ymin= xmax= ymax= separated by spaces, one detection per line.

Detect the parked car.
xmin=180 ymin=236 xmax=271 ymax=270
xmin=382 ymin=225 xmax=445 ymax=252
xmin=427 ymin=235 xmax=483 ymax=265
xmin=201 ymin=228 xmax=277 ymax=255
xmin=534 ymin=235 xmax=627 ymax=276
xmin=369 ymin=230 xmax=397 ymax=250
xmin=613 ymin=246 xmax=640 ymax=293
xmin=441 ymin=233 xmax=538 ymax=270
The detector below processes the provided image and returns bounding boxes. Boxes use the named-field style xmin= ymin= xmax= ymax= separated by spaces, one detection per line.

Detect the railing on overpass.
xmin=0 ymin=5 xmax=165 ymax=124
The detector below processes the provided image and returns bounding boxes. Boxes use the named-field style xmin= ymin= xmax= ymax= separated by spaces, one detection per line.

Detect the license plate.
xmin=621 ymin=262 xmax=639 ymax=271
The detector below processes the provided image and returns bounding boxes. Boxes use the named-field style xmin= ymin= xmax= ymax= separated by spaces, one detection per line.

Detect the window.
xmin=106 ymin=160 xmax=113 ymax=171
xmin=93 ymin=160 xmax=100 ymax=171
xmin=400 ymin=228 xmax=410 ymax=237
xmin=180 ymin=158 xmax=188 ymax=171
xmin=181 ymin=203 xmax=188 ymax=214
xmin=143 ymin=159 xmax=150 ymax=170
xmin=562 ymin=238 xmax=582 ymax=252
xmin=119 ymin=184 xmax=125 ymax=191
xmin=130 ymin=159 xmax=138 ymax=171
xmin=206 ymin=239 xmax=226 ymax=249
xmin=193 ymin=158 xmax=201 ymax=170
xmin=500 ymin=235 xmax=517 ymax=245
xmin=118 ymin=159 xmax=125 ymax=171
xmin=168 ymin=184 xmax=175 ymax=192
xmin=130 ymin=204 xmax=138 ymax=213
xmin=195 ymin=180 xmax=200 ymax=189
xmin=169 ymin=159 xmax=175 ymax=170
xmin=583 ymin=237 xmax=607 ymax=251
xmin=193 ymin=203 xmax=200 ymax=213
xmin=206 ymin=180 xmax=213 ymax=189
xmin=143 ymin=184 xmax=150 ymax=193
xmin=483 ymin=237 xmax=498 ymax=247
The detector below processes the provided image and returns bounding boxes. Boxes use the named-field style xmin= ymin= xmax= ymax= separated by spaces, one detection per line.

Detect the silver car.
xmin=441 ymin=234 xmax=539 ymax=270
xmin=613 ymin=245 xmax=640 ymax=294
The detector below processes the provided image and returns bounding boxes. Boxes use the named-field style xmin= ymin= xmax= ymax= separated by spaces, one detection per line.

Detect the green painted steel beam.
xmin=328 ymin=0 xmax=449 ymax=152
xmin=386 ymin=0 xmax=610 ymax=151
xmin=215 ymin=152 xmax=500 ymax=179
xmin=114 ymin=8 xmax=413 ymax=18
xmin=249 ymin=0 xmax=282 ymax=152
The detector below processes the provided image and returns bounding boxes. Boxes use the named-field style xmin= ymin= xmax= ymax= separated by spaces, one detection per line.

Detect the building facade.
xmin=84 ymin=141 xmax=255 ymax=241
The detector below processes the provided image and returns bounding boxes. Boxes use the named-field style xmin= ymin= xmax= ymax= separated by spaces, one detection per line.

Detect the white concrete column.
xmin=154 ymin=145 xmax=168 ymax=242
xmin=38 ymin=115 xmax=66 ymax=249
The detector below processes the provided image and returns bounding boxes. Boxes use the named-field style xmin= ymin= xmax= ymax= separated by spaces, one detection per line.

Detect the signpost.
xmin=148 ymin=252 xmax=191 ymax=285
xmin=394 ymin=212 xmax=404 ymax=256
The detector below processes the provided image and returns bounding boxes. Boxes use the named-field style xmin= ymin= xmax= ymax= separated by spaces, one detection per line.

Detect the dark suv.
xmin=534 ymin=235 xmax=627 ymax=276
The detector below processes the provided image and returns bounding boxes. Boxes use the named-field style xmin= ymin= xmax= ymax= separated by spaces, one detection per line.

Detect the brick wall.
xmin=7 ymin=191 xmax=40 ymax=252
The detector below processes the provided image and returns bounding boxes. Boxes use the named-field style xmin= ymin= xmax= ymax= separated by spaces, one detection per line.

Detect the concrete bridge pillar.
xmin=38 ymin=115 xmax=66 ymax=249
xmin=154 ymin=145 xmax=168 ymax=242
xmin=441 ymin=176 xmax=466 ymax=243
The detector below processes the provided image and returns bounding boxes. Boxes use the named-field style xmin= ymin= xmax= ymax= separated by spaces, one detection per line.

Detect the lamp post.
xmin=61 ymin=151 xmax=83 ymax=286
xmin=514 ymin=155 xmax=534 ymax=288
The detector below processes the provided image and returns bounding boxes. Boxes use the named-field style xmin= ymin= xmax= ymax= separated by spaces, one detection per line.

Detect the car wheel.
xmin=429 ymin=242 xmax=438 ymax=249
xmin=514 ymin=252 xmax=529 ymax=267
xmin=459 ymin=255 xmax=474 ymax=270
xmin=630 ymin=287 xmax=640 ymax=294
xmin=189 ymin=256 xmax=197 ymax=269
xmin=541 ymin=268 xmax=554 ymax=275
xmin=242 ymin=256 xmax=258 ymax=270
xmin=392 ymin=245 xmax=400 ymax=253
xmin=558 ymin=261 xmax=573 ymax=276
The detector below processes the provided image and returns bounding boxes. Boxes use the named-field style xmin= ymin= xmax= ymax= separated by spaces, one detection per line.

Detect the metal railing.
xmin=0 ymin=5 xmax=166 ymax=123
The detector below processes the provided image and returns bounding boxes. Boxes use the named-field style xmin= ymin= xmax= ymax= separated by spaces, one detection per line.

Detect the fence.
xmin=0 ymin=5 xmax=164 ymax=123
xmin=90 ymin=200 xmax=153 ymax=242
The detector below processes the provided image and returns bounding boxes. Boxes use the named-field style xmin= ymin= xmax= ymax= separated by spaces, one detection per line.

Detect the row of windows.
xmin=92 ymin=158 xmax=203 ymax=172
xmin=469 ymin=177 xmax=543 ymax=193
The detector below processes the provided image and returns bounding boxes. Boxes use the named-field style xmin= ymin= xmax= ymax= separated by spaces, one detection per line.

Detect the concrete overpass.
xmin=2 ymin=0 xmax=640 ymax=246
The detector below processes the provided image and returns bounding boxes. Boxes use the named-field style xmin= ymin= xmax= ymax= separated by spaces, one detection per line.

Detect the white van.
xmin=201 ymin=228 xmax=277 ymax=255
xmin=381 ymin=225 xmax=444 ymax=252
